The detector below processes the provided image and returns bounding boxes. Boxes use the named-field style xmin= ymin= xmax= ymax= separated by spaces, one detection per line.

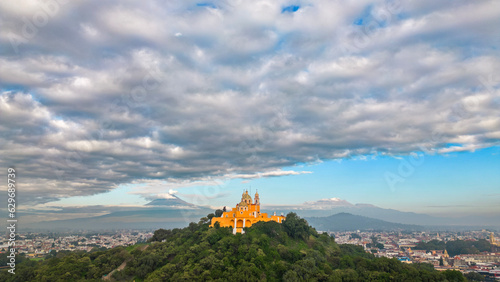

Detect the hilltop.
xmin=0 ymin=213 xmax=465 ymax=281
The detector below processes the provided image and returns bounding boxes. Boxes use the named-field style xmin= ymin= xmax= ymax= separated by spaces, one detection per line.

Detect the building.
xmin=490 ymin=232 xmax=500 ymax=247
xmin=210 ymin=190 xmax=286 ymax=234
xmin=461 ymin=253 xmax=500 ymax=263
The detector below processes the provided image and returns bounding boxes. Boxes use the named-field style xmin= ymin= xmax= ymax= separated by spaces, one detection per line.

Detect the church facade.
xmin=210 ymin=190 xmax=286 ymax=234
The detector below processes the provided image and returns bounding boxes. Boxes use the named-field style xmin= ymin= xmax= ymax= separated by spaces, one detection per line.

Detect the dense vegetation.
xmin=0 ymin=246 xmax=130 ymax=281
xmin=414 ymin=239 xmax=492 ymax=257
xmin=1 ymin=213 xmax=466 ymax=281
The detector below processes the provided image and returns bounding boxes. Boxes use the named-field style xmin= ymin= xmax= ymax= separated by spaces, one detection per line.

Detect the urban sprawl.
xmin=330 ymin=230 xmax=500 ymax=279
xmin=2 ymin=230 xmax=499 ymax=279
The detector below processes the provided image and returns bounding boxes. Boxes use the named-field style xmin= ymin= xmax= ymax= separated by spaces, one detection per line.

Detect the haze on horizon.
xmin=0 ymin=0 xmax=499 ymax=223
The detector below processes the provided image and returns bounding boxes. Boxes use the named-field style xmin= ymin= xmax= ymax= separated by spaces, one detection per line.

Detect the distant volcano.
xmin=25 ymin=194 xmax=209 ymax=231
xmin=145 ymin=194 xmax=195 ymax=207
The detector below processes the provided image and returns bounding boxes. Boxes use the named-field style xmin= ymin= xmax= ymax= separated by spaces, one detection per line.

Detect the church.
xmin=210 ymin=190 xmax=286 ymax=234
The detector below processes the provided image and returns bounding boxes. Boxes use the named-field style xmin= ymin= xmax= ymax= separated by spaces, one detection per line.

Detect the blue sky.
xmin=1 ymin=0 xmax=499 ymax=221
xmin=56 ymin=146 xmax=500 ymax=217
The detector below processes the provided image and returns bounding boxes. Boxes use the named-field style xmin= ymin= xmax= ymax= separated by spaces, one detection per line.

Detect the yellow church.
xmin=210 ymin=190 xmax=286 ymax=234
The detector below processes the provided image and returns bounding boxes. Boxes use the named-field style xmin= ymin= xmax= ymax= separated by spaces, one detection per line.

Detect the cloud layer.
xmin=1 ymin=0 xmax=499 ymax=204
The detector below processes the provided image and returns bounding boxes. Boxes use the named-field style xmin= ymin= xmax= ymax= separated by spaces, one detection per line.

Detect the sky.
xmin=1 ymin=0 xmax=499 ymax=220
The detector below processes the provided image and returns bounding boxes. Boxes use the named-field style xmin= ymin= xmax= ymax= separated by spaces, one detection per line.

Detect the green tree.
xmin=442 ymin=270 xmax=466 ymax=281
xmin=282 ymin=212 xmax=310 ymax=240
xmin=215 ymin=209 xmax=223 ymax=217
xmin=465 ymin=271 xmax=485 ymax=281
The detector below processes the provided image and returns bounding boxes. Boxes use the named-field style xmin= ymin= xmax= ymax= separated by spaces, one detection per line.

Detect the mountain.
xmin=21 ymin=196 xmax=500 ymax=231
xmin=265 ymin=198 xmax=500 ymax=228
xmin=24 ymin=195 xmax=211 ymax=231
xmin=264 ymin=202 xmax=443 ymax=225
xmin=303 ymin=197 xmax=354 ymax=208
xmin=306 ymin=212 xmax=422 ymax=231
xmin=25 ymin=208 xmax=211 ymax=231
xmin=145 ymin=195 xmax=195 ymax=207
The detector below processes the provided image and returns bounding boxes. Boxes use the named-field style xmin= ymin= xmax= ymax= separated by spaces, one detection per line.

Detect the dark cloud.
xmin=1 ymin=0 xmax=499 ymax=204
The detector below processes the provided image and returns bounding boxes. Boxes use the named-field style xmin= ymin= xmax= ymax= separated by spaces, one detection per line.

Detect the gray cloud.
xmin=1 ymin=0 xmax=499 ymax=204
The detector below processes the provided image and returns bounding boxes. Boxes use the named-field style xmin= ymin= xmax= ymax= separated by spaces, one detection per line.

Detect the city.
xmin=2 ymin=227 xmax=499 ymax=279
xmin=2 ymin=0 xmax=500 ymax=280
xmin=0 ymin=232 xmax=152 ymax=258
xmin=332 ymin=230 xmax=500 ymax=275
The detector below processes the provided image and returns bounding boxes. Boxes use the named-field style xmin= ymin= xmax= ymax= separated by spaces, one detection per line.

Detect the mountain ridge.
xmin=21 ymin=196 xmax=500 ymax=231
xmin=145 ymin=195 xmax=195 ymax=207
xmin=306 ymin=212 xmax=423 ymax=231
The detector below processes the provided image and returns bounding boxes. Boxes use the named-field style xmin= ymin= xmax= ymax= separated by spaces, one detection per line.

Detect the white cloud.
xmin=0 ymin=0 xmax=499 ymax=204
xmin=156 ymin=193 xmax=177 ymax=199
xmin=304 ymin=198 xmax=354 ymax=208
xmin=231 ymin=170 xmax=313 ymax=179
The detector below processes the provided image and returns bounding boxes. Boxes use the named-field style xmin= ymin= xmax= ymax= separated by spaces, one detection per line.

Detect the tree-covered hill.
xmin=1 ymin=213 xmax=466 ymax=281
xmin=414 ymin=239 xmax=492 ymax=257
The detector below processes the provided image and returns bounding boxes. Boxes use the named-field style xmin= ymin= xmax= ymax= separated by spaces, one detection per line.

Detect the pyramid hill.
xmin=0 ymin=213 xmax=466 ymax=281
